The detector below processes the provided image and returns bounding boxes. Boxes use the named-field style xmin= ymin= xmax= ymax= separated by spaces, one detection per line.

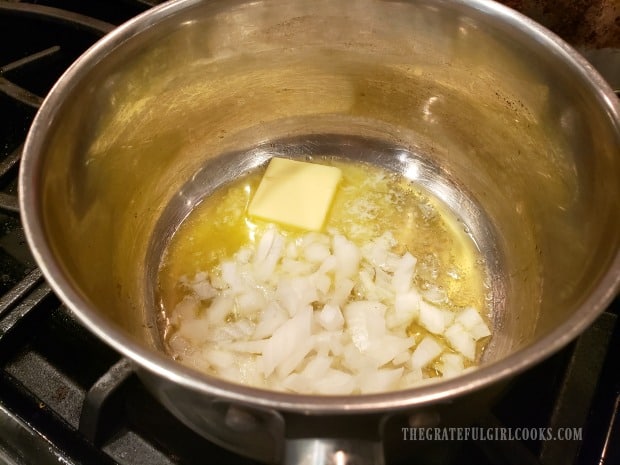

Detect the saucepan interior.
xmin=20 ymin=0 xmax=620 ymax=409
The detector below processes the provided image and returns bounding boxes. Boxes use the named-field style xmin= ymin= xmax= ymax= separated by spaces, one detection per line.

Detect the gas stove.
xmin=0 ymin=1 xmax=618 ymax=464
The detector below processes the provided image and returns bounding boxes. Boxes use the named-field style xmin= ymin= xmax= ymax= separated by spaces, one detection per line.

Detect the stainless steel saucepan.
xmin=18 ymin=0 xmax=620 ymax=463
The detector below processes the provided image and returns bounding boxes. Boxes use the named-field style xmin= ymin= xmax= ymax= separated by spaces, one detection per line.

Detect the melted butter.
xmin=158 ymin=158 xmax=490 ymax=370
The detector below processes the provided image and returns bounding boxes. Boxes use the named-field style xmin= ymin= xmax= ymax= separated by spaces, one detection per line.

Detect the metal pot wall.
xmin=18 ymin=0 xmax=620 ymax=463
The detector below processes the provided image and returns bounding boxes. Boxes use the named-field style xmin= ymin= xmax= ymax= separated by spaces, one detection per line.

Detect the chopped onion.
xmin=276 ymin=276 xmax=319 ymax=317
xmin=187 ymin=278 xmax=217 ymax=301
xmin=358 ymin=367 xmax=404 ymax=394
xmin=444 ymin=323 xmax=477 ymax=360
xmin=301 ymin=354 xmax=332 ymax=379
xmin=253 ymin=226 xmax=285 ymax=282
xmin=205 ymin=295 xmax=234 ymax=325
xmin=343 ymin=301 xmax=387 ymax=352
xmin=318 ymin=304 xmax=345 ymax=331
xmin=333 ymin=234 xmax=361 ymax=279
xmin=252 ymin=302 xmax=288 ymax=340
xmin=366 ymin=335 xmax=414 ymax=368
xmin=410 ymin=335 xmax=443 ymax=369
xmin=304 ymin=241 xmax=331 ymax=263
xmin=392 ymin=252 xmax=417 ymax=293
xmin=390 ymin=290 xmax=421 ymax=329
xmin=437 ymin=353 xmax=465 ymax=377
xmin=167 ymin=224 xmax=492 ymax=394
xmin=455 ymin=307 xmax=491 ymax=340
xmin=418 ymin=300 xmax=447 ymax=335
xmin=261 ymin=306 xmax=312 ymax=377
xmin=312 ymin=369 xmax=356 ymax=395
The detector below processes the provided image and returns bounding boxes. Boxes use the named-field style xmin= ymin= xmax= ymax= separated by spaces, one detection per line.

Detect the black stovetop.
xmin=0 ymin=2 xmax=618 ymax=464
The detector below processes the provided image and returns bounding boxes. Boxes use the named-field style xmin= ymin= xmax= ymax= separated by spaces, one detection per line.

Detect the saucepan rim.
xmin=18 ymin=0 xmax=620 ymax=413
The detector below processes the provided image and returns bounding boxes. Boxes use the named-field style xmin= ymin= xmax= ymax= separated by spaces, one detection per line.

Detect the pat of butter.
xmin=248 ymin=157 xmax=342 ymax=231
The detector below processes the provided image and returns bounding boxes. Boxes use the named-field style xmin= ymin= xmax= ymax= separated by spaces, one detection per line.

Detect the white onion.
xmin=437 ymin=352 xmax=465 ymax=377
xmin=390 ymin=290 xmax=421 ymax=329
xmin=343 ymin=301 xmax=387 ymax=352
xmin=177 ymin=317 xmax=211 ymax=344
xmin=235 ymin=289 xmax=266 ymax=316
xmin=188 ymin=279 xmax=217 ymax=300
xmin=261 ymin=306 xmax=312 ymax=377
xmin=252 ymin=302 xmax=288 ymax=339
xmin=418 ymin=300 xmax=447 ymax=335
xmin=444 ymin=323 xmax=477 ymax=360
xmin=204 ymin=295 xmax=234 ymax=325
xmin=312 ymin=273 xmax=332 ymax=296
xmin=304 ymin=241 xmax=331 ymax=263
xmin=330 ymin=277 xmax=355 ymax=307
xmin=167 ymin=224 xmax=492 ymax=394
xmin=208 ymin=318 xmax=255 ymax=342
xmin=312 ymin=369 xmax=356 ymax=395
xmin=253 ymin=226 xmax=285 ymax=282
xmin=224 ymin=339 xmax=266 ymax=354
xmin=317 ymin=304 xmax=345 ymax=331
xmin=276 ymin=276 xmax=319 ymax=317
xmin=171 ymin=297 xmax=199 ymax=324
xmin=455 ymin=306 xmax=491 ymax=340
xmin=358 ymin=367 xmax=404 ymax=394
xmin=410 ymin=335 xmax=443 ymax=369
xmin=366 ymin=335 xmax=414 ymax=368
xmin=313 ymin=330 xmax=346 ymax=357
xmin=301 ymin=354 xmax=332 ymax=378
xmin=392 ymin=252 xmax=417 ymax=293
xmin=333 ymin=234 xmax=361 ymax=279
xmin=203 ymin=348 xmax=236 ymax=370
xmin=281 ymin=258 xmax=316 ymax=276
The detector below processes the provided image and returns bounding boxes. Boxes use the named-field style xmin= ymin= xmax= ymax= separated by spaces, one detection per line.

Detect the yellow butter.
xmin=248 ymin=157 xmax=342 ymax=231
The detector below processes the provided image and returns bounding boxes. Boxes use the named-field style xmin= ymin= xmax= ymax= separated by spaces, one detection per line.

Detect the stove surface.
xmin=0 ymin=1 xmax=618 ymax=464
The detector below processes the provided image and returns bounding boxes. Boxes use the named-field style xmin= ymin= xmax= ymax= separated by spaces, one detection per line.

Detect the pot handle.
xmin=284 ymin=438 xmax=384 ymax=465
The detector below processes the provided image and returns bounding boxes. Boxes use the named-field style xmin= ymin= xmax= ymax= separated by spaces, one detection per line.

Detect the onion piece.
xmin=188 ymin=278 xmax=217 ymax=300
xmin=167 ymin=223 xmax=491 ymax=394
xmin=392 ymin=252 xmax=417 ymax=293
xmin=455 ymin=307 xmax=491 ymax=340
xmin=207 ymin=318 xmax=255 ymax=342
xmin=224 ymin=340 xmax=266 ymax=354
xmin=253 ymin=226 xmax=285 ymax=282
xmin=437 ymin=353 xmax=465 ymax=377
xmin=343 ymin=301 xmax=387 ymax=352
xmin=177 ymin=317 xmax=211 ymax=344
xmin=358 ymin=367 xmax=404 ymax=394
xmin=410 ymin=335 xmax=443 ymax=369
xmin=300 ymin=354 xmax=332 ymax=379
xmin=253 ymin=302 xmax=288 ymax=340
xmin=313 ymin=330 xmax=346 ymax=357
xmin=304 ymin=241 xmax=331 ymax=263
xmin=444 ymin=323 xmax=477 ymax=360
xmin=333 ymin=234 xmax=361 ymax=279
xmin=202 ymin=348 xmax=236 ymax=370
xmin=261 ymin=306 xmax=312 ymax=377
xmin=366 ymin=335 xmax=415 ymax=368
xmin=170 ymin=297 xmax=199 ymax=325
xmin=205 ymin=295 xmax=234 ymax=325
xmin=276 ymin=276 xmax=319 ymax=317
xmin=389 ymin=289 xmax=421 ymax=329
xmin=317 ymin=303 xmax=345 ymax=331
xmin=418 ymin=300 xmax=447 ymax=335
xmin=235 ymin=288 xmax=266 ymax=316
xmin=312 ymin=369 xmax=356 ymax=395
